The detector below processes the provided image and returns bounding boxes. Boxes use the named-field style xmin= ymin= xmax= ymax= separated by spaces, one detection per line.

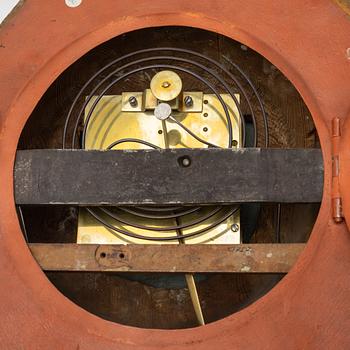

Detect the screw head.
xmin=231 ymin=223 xmax=239 ymax=232
xmin=184 ymin=95 xmax=193 ymax=107
xmin=128 ymin=96 xmax=138 ymax=107
xmin=65 ymin=0 xmax=82 ymax=7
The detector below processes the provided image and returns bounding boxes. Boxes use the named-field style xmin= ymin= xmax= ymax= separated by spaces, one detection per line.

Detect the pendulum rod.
xmin=161 ymin=114 xmax=205 ymax=326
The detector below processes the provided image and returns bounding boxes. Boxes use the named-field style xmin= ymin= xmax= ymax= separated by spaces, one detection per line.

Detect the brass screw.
xmin=162 ymin=81 xmax=171 ymax=88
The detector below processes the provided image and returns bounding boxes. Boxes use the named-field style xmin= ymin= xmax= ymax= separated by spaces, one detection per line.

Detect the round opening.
xmin=16 ymin=26 xmax=321 ymax=330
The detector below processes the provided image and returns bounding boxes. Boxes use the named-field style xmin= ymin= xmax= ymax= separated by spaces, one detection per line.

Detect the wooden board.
xmin=29 ymin=243 xmax=305 ymax=273
xmin=15 ymin=148 xmax=323 ymax=205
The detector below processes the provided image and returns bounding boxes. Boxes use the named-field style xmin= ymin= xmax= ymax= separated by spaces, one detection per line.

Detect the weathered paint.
xmin=0 ymin=1 xmax=349 ymax=349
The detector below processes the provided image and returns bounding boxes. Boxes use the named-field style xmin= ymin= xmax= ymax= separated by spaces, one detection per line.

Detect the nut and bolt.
xmin=184 ymin=95 xmax=193 ymax=107
xmin=128 ymin=96 xmax=138 ymax=107
xmin=231 ymin=223 xmax=239 ymax=232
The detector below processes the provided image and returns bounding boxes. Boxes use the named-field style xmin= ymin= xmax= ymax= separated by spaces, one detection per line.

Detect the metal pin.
xmin=162 ymin=81 xmax=171 ymax=88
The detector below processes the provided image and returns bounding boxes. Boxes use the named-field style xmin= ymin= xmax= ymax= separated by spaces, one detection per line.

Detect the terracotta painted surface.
xmin=0 ymin=1 xmax=349 ymax=349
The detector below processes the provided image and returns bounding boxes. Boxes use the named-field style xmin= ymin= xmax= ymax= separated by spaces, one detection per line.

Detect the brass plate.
xmin=142 ymin=89 xmax=180 ymax=110
xmin=77 ymin=93 xmax=241 ymax=244
xmin=123 ymin=90 xmax=202 ymax=112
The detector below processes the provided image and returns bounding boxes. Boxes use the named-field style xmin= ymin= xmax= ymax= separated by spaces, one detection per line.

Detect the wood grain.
xmin=15 ymin=148 xmax=323 ymax=205
xmin=29 ymin=243 xmax=305 ymax=273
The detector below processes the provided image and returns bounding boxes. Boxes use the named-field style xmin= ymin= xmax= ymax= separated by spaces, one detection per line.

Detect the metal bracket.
xmin=28 ymin=243 xmax=305 ymax=273
xmin=332 ymin=117 xmax=343 ymax=223
xmin=121 ymin=90 xmax=203 ymax=112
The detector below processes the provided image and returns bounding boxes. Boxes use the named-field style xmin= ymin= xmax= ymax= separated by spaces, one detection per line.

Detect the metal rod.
xmin=275 ymin=203 xmax=282 ymax=243
xmin=16 ymin=205 xmax=28 ymax=242
xmin=185 ymin=274 xmax=205 ymax=325
xmin=162 ymin=119 xmax=205 ymax=326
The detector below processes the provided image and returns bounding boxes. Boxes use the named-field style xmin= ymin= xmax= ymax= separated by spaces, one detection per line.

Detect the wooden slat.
xmin=15 ymin=148 xmax=323 ymax=205
xmin=29 ymin=243 xmax=305 ymax=273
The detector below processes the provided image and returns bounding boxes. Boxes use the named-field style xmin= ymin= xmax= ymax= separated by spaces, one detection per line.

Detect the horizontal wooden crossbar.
xmin=29 ymin=243 xmax=305 ymax=273
xmin=15 ymin=148 xmax=323 ymax=205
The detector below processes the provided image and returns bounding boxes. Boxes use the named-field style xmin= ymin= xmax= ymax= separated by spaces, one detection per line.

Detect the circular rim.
xmin=150 ymin=70 xmax=183 ymax=101
xmin=0 ymin=1 xmax=349 ymax=348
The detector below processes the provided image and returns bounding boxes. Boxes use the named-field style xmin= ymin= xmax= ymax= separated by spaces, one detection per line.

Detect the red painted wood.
xmin=0 ymin=1 xmax=349 ymax=349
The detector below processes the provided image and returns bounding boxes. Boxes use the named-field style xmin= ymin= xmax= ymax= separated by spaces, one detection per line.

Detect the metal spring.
xmin=62 ymin=47 xmax=268 ymax=241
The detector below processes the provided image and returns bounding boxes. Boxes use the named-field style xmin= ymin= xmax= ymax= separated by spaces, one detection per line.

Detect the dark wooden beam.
xmin=29 ymin=243 xmax=305 ymax=273
xmin=15 ymin=148 xmax=323 ymax=205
